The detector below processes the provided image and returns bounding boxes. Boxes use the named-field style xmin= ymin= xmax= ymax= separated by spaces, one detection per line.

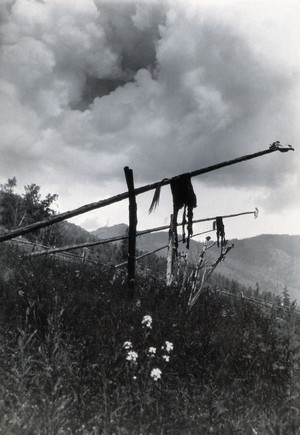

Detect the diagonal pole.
xmin=25 ymin=209 xmax=256 ymax=258
xmin=0 ymin=144 xmax=293 ymax=243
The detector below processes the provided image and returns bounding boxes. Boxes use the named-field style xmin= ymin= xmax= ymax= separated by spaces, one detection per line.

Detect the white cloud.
xmin=0 ymin=0 xmax=299 ymax=236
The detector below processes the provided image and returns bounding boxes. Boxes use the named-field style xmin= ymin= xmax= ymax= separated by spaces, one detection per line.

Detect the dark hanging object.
xmin=170 ymin=174 xmax=197 ymax=250
xmin=215 ymin=216 xmax=225 ymax=248
xmin=148 ymin=179 xmax=168 ymax=214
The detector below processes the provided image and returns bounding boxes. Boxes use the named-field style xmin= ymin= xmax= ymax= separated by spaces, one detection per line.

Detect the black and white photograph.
xmin=0 ymin=0 xmax=299 ymax=433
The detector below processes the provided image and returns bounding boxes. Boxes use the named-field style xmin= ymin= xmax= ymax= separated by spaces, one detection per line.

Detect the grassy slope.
xmin=0 ymin=243 xmax=300 ymax=434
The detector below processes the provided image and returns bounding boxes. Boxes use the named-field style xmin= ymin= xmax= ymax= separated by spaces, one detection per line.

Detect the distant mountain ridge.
xmin=215 ymin=234 xmax=300 ymax=300
xmin=92 ymin=225 xmax=300 ymax=300
xmin=92 ymin=223 xmax=128 ymax=240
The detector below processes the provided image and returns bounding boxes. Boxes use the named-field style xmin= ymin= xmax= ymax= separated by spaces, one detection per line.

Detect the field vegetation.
xmin=0 ymin=179 xmax=300 ymax=434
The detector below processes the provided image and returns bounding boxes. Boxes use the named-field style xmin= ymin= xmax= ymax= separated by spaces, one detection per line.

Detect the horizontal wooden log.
xmin=114 ymin=229 xmax=214 ymax=268
xmin=26 ymin=210 xmax=255 ymax=258
xmin=0 ymin=144 xmax=292 ymax=243
xmin=27 ymin=234 xmax=128 ymax=257
xmin=139 ymin=209 xmax=258 ymax=235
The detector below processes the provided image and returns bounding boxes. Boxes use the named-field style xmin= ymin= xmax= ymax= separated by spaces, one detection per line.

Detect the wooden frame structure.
xmin=0 ymin=142 xmax=294 ymax=297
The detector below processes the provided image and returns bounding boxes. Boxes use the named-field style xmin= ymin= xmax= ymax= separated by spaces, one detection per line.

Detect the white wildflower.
xmin=123 ymin=341 xmax=133 ymax=350
xmin=150 ymin=368 xmax=162 ymax=381
xmin=148 ymin=347 xmax=156 ymax=357
xmin=164 ymin=341 xmax=174 ymax=352
xmin=126 ymin=351 xmax=138 ymax=362
xmin=162 ymin=355 xmax=170 ymax=362
xmin=142 ymin=315 xmax=152 ymax=329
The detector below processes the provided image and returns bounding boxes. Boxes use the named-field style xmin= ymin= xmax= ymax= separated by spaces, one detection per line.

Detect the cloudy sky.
xmin=0 ymin=0 xmax=299 ymax=240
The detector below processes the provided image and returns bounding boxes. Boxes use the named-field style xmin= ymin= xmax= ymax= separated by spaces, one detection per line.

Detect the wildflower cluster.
xmin=123 ymin=341 xmax=138 ymax=363
xmin=123 ymin=314 xmax=174 ymax=382
xmin=164 ymin=341 xmax=174 ymax=352
xmin=150 ymin=368 xmax=162 ymax=381
xmin=123 ymin=341 xmax=132 ymax=350
xmin=148 ymin=347 xmax=156 ymax=357
xmin=126 ymin=351 xmax=138 ymax=362
xmin=141 ymin=315 xmax=152 ymax=329
xmin=161 ymin=340 xmax=173 ymax=362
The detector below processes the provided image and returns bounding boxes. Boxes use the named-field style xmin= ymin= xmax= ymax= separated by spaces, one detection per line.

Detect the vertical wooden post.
xmin=81 ymin=247 xmax=88 ymax=263
xmin=166 ymin=214 xmax=176 ymax=286
xmin=124 ymin=166 xmax=137 ymax=299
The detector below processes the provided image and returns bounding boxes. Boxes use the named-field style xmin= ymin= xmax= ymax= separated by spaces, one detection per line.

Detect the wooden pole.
xmin=26 ymin=210 xmax=254 ymax=258
xmin=124 ymin=166 xmax=137 ymax=298
xmin=27 ymin=234 xmax=127 ymax=257
xmin=138 ymin=209 xmax=258 ymax=235
xmin=114 ymin=229 xmax=214 ymax=268
xmin=166 ymin=214 xmax=177 ymax=286
xmin=27 ymin=227 xmax=213 ymax=261
xmin=0 ymin=145 xmax=292 ymax=243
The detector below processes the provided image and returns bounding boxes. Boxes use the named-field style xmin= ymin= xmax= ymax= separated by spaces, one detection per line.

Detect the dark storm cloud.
xmin=0 ymin=0 xmax=299 ymax=215
xmin=75 ymin=1 xmax=166 ymax=109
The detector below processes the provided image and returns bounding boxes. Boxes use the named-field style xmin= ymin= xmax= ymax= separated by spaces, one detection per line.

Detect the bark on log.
xmin=0 ymin=146 xmax=288 ymax=243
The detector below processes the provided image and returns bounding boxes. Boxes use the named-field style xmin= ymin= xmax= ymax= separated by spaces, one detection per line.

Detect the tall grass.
xmin=0 ymin=244 xmax=299 ymax=434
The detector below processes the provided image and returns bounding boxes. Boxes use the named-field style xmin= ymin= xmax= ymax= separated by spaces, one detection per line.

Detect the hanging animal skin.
xmin=148 ymin=174 xmax=197 ymax=250
xmin=214 ymin=216 xmax=225 ymax=248
xmin=148 ymin=178 xmax=168 ymax=214
xmin=170 ymin=174 xmax=197 ymax=249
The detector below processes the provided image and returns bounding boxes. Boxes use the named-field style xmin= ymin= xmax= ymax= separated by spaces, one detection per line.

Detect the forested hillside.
xmin=0 ymin=178 xmax=124 ymax=266
xmin=94 ymin=223 xmax=300 ymax=301
xmin=0 ymin=179 xmax=300 ymax=434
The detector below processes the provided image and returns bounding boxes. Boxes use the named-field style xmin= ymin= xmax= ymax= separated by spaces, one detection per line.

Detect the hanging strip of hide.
xmin=215 ymin=216 xmax=225 ymax=248
xmin=148 ymin=179 xmax=168 ymax=214
xmin=170 ymin=174 xmax=197 ymax=250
